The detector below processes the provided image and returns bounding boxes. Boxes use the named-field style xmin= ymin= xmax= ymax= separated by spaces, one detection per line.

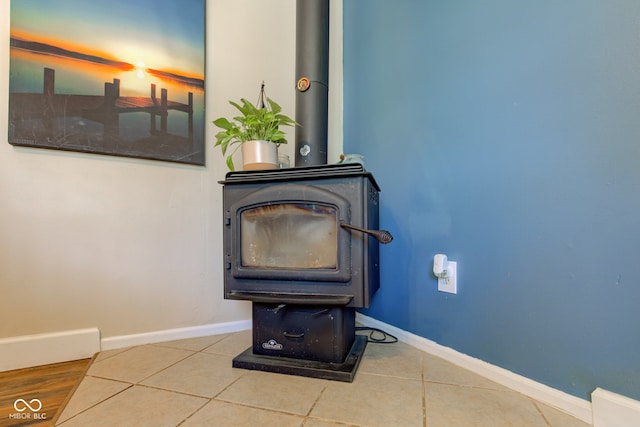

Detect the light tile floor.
xmin=55 ymin=330 xmax=591 ymax=427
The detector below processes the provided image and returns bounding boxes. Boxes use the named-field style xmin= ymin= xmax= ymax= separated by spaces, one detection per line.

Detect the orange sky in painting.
xmin=11 ymin=29 xmax=122 ymax=64
xmin=11 ymin=29 xmax=204 ymax=82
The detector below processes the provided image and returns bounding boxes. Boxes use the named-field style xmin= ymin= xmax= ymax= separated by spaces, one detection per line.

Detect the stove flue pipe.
xmin=294 ymin=0 xmax=330 ymax=167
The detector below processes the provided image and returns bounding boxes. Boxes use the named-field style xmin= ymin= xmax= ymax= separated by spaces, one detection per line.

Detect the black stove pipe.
xmin=294 ymin=0 xmax=330 ymax=167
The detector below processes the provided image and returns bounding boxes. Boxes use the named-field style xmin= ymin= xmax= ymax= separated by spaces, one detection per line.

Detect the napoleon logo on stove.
xmin=262 ymin=339 xmax=284 ymax=350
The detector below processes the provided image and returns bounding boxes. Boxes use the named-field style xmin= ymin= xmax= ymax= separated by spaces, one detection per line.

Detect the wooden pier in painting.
xmin=9 ymin=67 xmax=194 ymax=140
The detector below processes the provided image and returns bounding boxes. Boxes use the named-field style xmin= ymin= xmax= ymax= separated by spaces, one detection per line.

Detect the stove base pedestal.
xmin=232 ymin=334 xmax=367 ymax=382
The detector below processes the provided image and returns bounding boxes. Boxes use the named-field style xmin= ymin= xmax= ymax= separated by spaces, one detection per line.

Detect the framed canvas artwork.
xmin=8 ymin=0 xmax=206 ymax=166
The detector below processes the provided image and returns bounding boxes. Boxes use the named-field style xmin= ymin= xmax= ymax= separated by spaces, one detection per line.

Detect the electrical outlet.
xmin=437 ymin=261 xmax=457 ymax=294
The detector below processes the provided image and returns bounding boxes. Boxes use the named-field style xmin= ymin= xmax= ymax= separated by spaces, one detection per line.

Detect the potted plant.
xmin=213 ymin=91 xmax=297 ymax=171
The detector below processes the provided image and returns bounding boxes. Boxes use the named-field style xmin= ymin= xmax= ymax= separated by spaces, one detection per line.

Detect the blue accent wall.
xmin=344 ymin=0 xmax=640 ymax=401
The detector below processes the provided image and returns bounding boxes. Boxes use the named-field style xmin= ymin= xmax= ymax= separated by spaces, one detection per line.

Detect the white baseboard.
xmin=592 ymin=387 xmax=640 ymax=427
xmin=0 ymin=328 xmax=101 ymax=372
xmin=356 ymin=313 xmax=593 ymax=424
xmin=0 ymin=320 xmax=252 ymax=371
xmin=100 ymin=319 xmax=251 ymax=351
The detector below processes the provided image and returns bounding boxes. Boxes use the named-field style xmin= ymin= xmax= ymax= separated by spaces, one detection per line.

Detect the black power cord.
xmin=355 ymin=327 xmax=398 ymax=344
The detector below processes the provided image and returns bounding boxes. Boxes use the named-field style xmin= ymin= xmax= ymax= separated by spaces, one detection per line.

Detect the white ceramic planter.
xmin=241 ymin=140 xmax=279 ymax=170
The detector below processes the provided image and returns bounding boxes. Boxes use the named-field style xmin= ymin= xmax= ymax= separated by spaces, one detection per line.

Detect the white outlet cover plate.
xmin=438 ymin=261 xmax=457 ymax=294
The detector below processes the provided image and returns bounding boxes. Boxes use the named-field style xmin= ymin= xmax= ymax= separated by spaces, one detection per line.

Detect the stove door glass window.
xmin=241 ymin=203 xmax=337 ymax=269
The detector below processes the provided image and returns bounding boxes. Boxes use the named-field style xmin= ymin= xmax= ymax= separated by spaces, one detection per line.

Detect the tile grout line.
xmin=133 ymin=347 xmax=199 ymax=385
xmin=174 ymin=394 xmax=211 ymax=427
xmin=55 ymin=381 xmax=134 ymax=426
xmin=532 ymin=399 xmax=553 ymax=427
xmin=210 ymin=397 xmax=309 ymax=421
xmin=304 ymin=384 xmax=328 ymax=418
xmin=92 ymin=346 xmax=134 ymax=364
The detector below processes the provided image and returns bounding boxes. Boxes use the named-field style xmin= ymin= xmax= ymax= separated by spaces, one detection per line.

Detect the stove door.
xmin=229 ymin=184 xmax=351 ymax=282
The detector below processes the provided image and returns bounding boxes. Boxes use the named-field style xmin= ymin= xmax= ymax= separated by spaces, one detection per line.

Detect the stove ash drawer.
xmin=252 ymin=303 xmax=355 ymax=364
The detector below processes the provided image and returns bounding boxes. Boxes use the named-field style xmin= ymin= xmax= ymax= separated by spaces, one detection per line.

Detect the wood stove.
xmin=219 ymin=163 xmax=390 ymax=381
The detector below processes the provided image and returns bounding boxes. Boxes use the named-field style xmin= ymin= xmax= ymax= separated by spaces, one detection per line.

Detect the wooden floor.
xmin=0 ymin=358 xmax=92 ymax=427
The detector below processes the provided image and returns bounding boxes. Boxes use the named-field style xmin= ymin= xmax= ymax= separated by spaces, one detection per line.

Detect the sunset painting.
xmin=9 ymin=0 xmax=206 ymax=165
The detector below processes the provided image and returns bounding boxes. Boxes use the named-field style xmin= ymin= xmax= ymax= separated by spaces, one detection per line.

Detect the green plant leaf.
xmin=267 ymin=98 xmax=282 ymax=114
xmin=213 ymin=117 xmax=233 ymax=130
xmin=226 ymin=155 xmax=235 ymax=171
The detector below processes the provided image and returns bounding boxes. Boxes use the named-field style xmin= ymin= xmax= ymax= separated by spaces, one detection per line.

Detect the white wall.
xmin=0 ymin=0 xmax=342 ymax=342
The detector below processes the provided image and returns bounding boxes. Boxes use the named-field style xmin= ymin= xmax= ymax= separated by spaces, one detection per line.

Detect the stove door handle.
xmin=283 ymin=331 xmax=305 ymax=339
xmin=340 ymin=222 xmax=393 ymax=244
